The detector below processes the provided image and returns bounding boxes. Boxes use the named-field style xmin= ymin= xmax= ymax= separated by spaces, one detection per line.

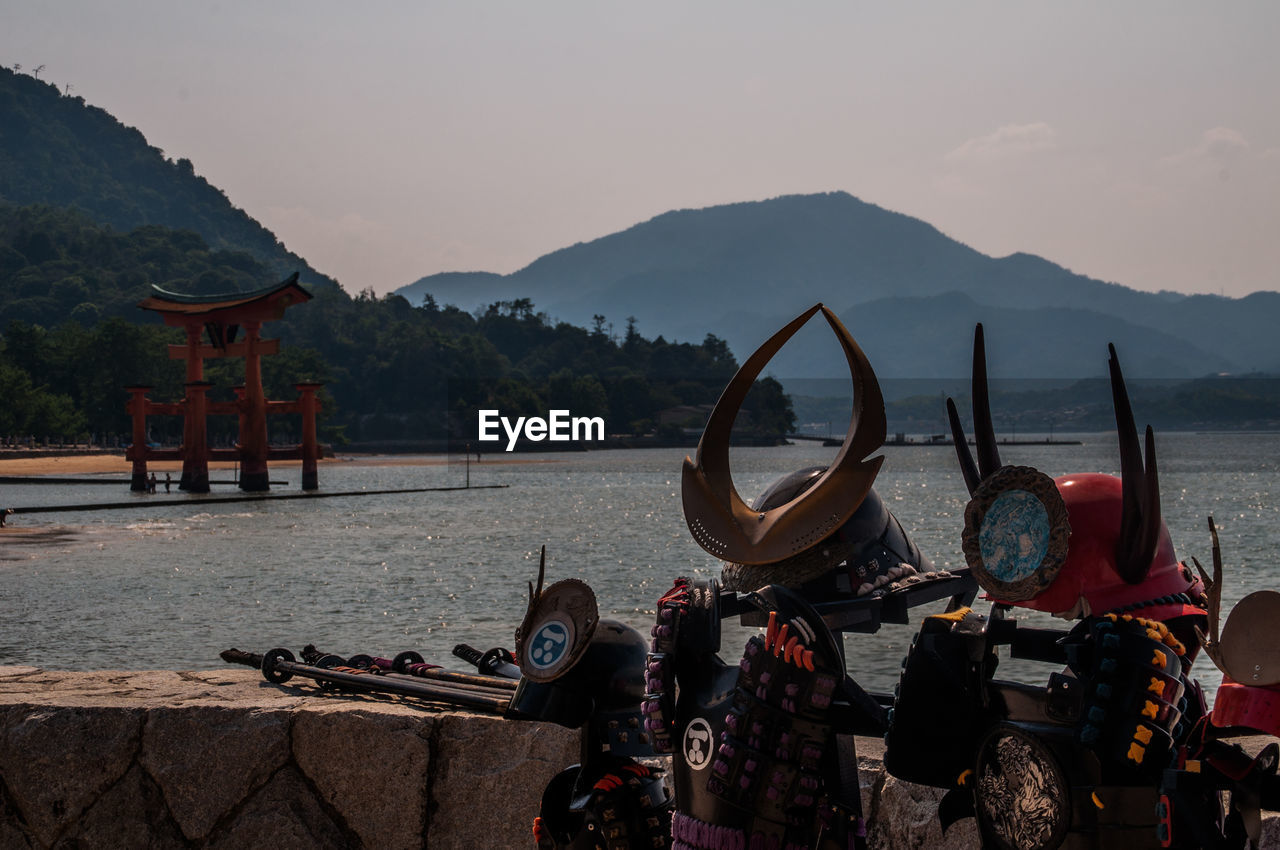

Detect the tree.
xmin=0 ymin=361 xmax=86 ymax=437
xmin=743 ymin=376 xmax=796 ymax=436
xmin=702 ymin=333 xmax=733 ymax=366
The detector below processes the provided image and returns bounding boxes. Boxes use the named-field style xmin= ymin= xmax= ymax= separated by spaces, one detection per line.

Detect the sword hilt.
xmin=454 ymin=643 xmax=521 ymax=679
xmin=220 ymin=648 xmax=263 ymax=668
xmin=453 ymin=643 xmax=486 ymax=667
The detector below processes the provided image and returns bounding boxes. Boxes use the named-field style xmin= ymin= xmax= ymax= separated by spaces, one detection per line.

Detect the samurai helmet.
xmin=683 ymin=304 xmax=930 ymax=591
xmin=1194 ymin=519 xmax=1280 ymax=735
xmin=510 ymin=547 xmax=647 ymax=728
xmin=948 ymin=324 xmax=1202 ymax=620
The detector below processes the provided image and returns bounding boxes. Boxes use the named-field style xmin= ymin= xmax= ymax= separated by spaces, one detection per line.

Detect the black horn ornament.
xmin=1109 ymin=344 xmax=1163 ymax=584
xmin=947 ymin=323 xmax=1003 ymax=496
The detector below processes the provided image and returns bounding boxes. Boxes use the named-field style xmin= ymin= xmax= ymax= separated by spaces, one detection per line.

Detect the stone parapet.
xmin=0 ymin=666 xmax=578 ymax=849
xmin=0 ymin=666 xmax=1275 ymax=848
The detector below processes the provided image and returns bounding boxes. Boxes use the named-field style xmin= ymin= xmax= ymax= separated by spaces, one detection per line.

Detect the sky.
xmin=4 ymin=2 xmax=1278 ymax=299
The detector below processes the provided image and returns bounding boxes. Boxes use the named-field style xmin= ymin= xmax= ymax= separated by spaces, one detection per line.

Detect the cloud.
xmin=944 ymin=122 xmax=1058 ymax=162
xmin=1159 ymin=127 xmax=1249 ymax=176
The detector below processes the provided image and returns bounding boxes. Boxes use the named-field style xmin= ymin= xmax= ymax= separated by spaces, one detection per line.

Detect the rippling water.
xmin=2 ymin=434 xmax=1277 ymax=699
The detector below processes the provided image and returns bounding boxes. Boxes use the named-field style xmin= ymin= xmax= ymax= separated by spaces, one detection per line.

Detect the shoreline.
xmin=0 ymin=452 xmax=556 ymax=477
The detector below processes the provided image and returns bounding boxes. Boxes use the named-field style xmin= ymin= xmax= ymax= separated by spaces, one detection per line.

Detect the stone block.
xmin=204 ymin=766 xmax=348 ymax=849
xmin=0 ymin=774 xmax=35 ymax=849
xmin=0 ymin=704 xmax=142 ymax=845
xmin=140 ymin=705 xmax=291 ymax=841
xmin=867 ymin=772 xmax=977 ymax=849
xmin=294 ymin=706 xmax=436 ymax=849
xmin=428 ymin=714 xmax=577 ymax=850
xmin=56 ymin=763 xmax=185 ymax=850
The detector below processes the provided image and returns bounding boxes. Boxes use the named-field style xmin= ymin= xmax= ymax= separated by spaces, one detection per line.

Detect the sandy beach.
xmin=0 ymin=453 xmax=227 ymax=476
xmin=0 ymin=451 xmax=557 ymax=477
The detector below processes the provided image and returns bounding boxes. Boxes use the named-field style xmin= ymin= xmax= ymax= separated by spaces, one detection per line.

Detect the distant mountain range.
xmin=397 ymin=192 xmax=1280 ymax=382
xmin=5 ymin=59 xmax=1274 ymax=387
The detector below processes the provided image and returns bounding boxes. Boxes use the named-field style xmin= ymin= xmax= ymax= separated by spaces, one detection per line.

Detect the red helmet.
xmin=1030 ymin=473 xmax=1197 ymax=617
xmin=950 ymin=325 xmax=1202 ymax=621
xmin=1211 ymin=680 xmax=1280 ymax=737
xmin=1199 ymin=566 xmax=1280 ymax=734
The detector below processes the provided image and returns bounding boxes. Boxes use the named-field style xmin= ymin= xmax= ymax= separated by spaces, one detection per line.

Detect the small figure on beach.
xmin=0 ymin=508 xmax=12 ymax=527
xmin=164 ymin=472 xmax=171 ymax=493
xmin=148 ymin=472 xmax=157 ymax=493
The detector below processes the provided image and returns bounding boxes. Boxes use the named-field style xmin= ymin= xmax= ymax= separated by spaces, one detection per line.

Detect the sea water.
xmin=1 ymin=434 xmax=1277 ymax=699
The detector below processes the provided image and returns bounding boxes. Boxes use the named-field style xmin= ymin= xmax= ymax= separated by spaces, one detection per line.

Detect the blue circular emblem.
xmin=978 ymin=489 xmax=1051 ymax=583
xmin=528 ymin=620 xmax=572 ymax=669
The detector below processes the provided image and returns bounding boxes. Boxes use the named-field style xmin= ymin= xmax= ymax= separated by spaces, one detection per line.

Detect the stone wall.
xmin=0 ymin=666 xmax=579 ymax=849
xmin=0 ymin=666 xmax=1275 ymax=849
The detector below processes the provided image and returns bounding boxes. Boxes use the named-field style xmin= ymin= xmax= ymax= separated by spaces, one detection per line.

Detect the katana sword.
xmin=452 ymin=643 xmax=522 ymax=679
xmin=221 ymin=647 xmax=517 ymax=714
xmin=346 ymin=650 xmax=518 ymax=691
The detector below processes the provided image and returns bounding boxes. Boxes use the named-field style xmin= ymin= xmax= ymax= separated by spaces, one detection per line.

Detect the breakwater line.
xmin=6 ymin=484 xmax=509 ymax=516
xmin=0 ymin=476 xmax=288 ymax=486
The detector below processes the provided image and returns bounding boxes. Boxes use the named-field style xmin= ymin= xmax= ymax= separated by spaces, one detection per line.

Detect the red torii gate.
xmin=126 ymin=273 xmax=322 ymax=493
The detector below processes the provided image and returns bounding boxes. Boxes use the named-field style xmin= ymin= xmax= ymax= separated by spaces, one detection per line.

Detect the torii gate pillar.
xmin=179 ymin=325 xmax=205 ymax=491
xmin=183 ymin=381 xmax=213 ymax=493
xmin=297 ymin=382 xmax=323 ymax=491
xmin=125 ymin=386 xmax=152 ymax=492
xmin=238 ymin=321 xmax=270 ymax=492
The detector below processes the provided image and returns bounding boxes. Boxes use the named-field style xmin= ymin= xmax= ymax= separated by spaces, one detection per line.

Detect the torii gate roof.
xmin=138 ymin=272 xmax=312 ymax=326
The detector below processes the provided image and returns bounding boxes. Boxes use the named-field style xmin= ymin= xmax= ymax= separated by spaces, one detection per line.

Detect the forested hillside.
xmin=0 ymin=204 xmax=273 ymax=327
xmin=0 ymin=66 xmax=335 ymax=291
xmin=0 ymin=204 xmax=781 ymax=445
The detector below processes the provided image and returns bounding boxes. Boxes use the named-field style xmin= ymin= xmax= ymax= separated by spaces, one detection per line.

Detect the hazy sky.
xmin=4 ymin=2 xmax=1278 ymax=298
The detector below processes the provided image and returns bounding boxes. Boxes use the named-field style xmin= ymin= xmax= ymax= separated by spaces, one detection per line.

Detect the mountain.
xmin=397 ymin=192 xmax=1279 ymax=380
xmin=707 ymin=292 xmax=1232 ymax=381
xmin=0 ymin=70 xmax=808 ymax=445
xmin=5 ymin=59 xmax=1273 ymax=383
xmin=0 ymin=66 xmax=337 ymax=292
